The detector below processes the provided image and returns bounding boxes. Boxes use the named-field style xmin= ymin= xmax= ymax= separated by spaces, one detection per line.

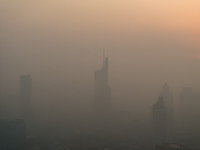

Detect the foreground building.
xmin=0 ymin=119 xmax=26 ymax=150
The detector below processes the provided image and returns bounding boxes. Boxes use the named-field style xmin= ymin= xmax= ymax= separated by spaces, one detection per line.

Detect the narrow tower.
xmin=152 ymin=96 xmax=167 ymax=145
xmin=159 ymin=83 xmax=174 ymax=140
xmin=94 ymin=56 xmax=111 ymax=119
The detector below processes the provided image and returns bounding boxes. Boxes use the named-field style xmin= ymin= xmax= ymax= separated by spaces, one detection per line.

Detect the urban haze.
xmin=0 ymin=1 xmax=200 ymax=150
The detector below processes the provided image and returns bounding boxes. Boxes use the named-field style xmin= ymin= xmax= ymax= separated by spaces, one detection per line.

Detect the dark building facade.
xmin=94 ymin=57 xmax=111 ymax=119
xmin=0 ymin=119 xmax=26 ymax=150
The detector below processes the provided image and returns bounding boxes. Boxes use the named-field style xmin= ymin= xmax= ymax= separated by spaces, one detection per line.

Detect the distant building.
xmin=160 ymin=83 xmax=173 ymax=108
xmin=159 ymin=83 xmax=174 ymax=140
xmin=94 ymin=56 xmax=111 ymax=119
xmin=179 ymin=87 xmax=200 ymax=136
xmin=152 ymin=96 xmax=167 ymax=145
xmin=20 ymin=75 xmax=33 ymax=132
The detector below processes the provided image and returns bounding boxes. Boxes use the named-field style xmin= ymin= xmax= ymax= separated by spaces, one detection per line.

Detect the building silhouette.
xmin=94 ymin=56 xmax=111 ymax=119
xmin=179 ymin=87 xmax=200 ymax=137
xmin=0 ymin=119 xmax=26 ymax=150
xmin=152 ymin=96 xmax=167 ymax=145
xmin=159 ymin=83 xmax=173 ymax=140
xmin=19 ymin=75 xmax=33 ymax=132
xmin=159 ymin=83 xmax=173 ymax=108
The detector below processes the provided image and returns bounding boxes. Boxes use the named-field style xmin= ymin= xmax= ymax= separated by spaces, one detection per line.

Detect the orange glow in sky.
xmin=1 ymin=0 xmax=200 ymax=59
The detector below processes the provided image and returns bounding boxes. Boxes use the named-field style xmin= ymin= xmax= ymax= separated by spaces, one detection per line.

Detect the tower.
xmin=159 ymin=83 xmax=173 ymax=108
xmin=179 ymin=87 xmax=200 ymax=137
xmin=152 ymin=96 xmax=167 ymax=145
xmin=94 ymin=56 xmax=111 ymax=119
xmin=159 ymin=83 xmax=173 ymax=140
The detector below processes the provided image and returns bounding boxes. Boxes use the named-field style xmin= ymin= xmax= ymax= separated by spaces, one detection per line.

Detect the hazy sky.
xmin=1 ymin=0 xmax=200 ymax=117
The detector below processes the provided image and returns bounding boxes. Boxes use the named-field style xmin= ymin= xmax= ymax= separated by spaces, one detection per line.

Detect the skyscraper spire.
xmin=94 ymin=53 xmax=111 ymax=118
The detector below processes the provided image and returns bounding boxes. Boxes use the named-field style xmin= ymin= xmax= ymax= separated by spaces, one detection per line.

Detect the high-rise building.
xmin=94 ymin=56 xmax=111 ymax=118
xmin=152 ymin=96 xmax=167 ymax=145
xmin=19 ymin=75 xmax=32 ymax=124
xmin=159 ymin=83 xmax=173 ymax=108
xmin=179 ymin=87 xmax=200 ymax=136
xmin=159 ymin=83 xmax=173 ymax=140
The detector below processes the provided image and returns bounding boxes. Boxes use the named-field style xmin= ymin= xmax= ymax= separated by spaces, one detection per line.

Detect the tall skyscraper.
xmin=152 ymin=96 xmax=167 ymax=145
xmin=19 ymin=75 xmax=32 ymax=124
xmin=94 ymin=56 xmax=111 ymax=118
xmin=159 ymin=83 xmax=173 ymax=140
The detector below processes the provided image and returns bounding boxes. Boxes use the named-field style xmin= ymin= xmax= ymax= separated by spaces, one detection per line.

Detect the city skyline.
xmin=0 ymin=1 xmax=200 ymax=149
xmin=0 ymin=57 xmax=200 ymax=149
